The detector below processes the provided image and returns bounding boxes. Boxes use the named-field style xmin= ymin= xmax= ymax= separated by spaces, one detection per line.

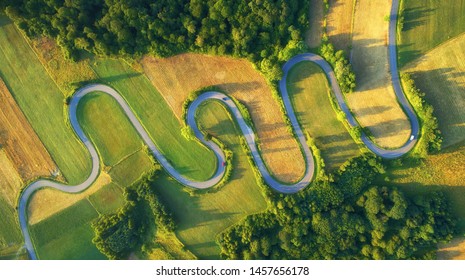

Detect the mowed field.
xmin=401 ymin=29 xmax=465 ymax=148
xmin=141 ymin=53 xmax=306 ymax=184
xmin=0 ymin=79 xmax=59 ymax=184
xmin=287 ymin=61 xmax=361 ymax=170
xmin=153 ymin=100 xmax=268 ymax=259
xmin=0 ymin=16 xmax=90 ymax=184
xmin=306 ymin=0 xmax=324 ymax=48
xmin=347 ymin=0 xmax=411 ymax=149
xmin=326 ymin=0 xmax=355 ymax=51
xmin=398 ymin=0 xmax=465 ymax=67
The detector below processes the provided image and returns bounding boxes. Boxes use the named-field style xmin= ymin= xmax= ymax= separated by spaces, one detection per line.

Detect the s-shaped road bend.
xmin=18 ymin=0 xmax=418 ymax=260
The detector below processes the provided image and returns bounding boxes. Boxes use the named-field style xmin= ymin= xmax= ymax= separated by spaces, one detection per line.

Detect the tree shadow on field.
xmin=0 ymin=16 xmax=12 ymax=27
xmin=72 ymin=73 xmax=142 ymax=89
xmin=402 ymin=7 xmax=436 ymax=32
xmin=407 ymin=68 xmax=465 ymax=146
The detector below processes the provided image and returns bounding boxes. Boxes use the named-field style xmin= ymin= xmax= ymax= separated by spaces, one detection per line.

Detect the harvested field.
xmin=0 ymin=78 xmax=59 ymax=182
xmin=347 ymin=0 xmax=410 ymax=148
xmin=27 ymin=172 xmax=111 ymax=225
xmin=402 ymin=33 xmax=465 ymax=147
xmin=0 ymin=149 xmax=22 ymax=206
xmin=327 ymin=0 xmax=355 ymax=51
xmin=141 ymin=53 xmax=305 ymax=183
xmin=306 ymin=0 xmax=324 ymax=48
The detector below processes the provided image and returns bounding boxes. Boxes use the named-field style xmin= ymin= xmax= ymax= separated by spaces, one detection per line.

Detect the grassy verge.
xmin=0 ymin=16 xmax=90 ymax=184
xmin=287 ymin=61 xmax=361 ymax=171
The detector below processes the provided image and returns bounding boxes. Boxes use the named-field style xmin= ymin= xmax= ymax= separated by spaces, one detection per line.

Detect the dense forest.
xmin=218 ymin=155 xmax=456 ymax=260
xmin=3 ymin=0 xmax=309 ymax=80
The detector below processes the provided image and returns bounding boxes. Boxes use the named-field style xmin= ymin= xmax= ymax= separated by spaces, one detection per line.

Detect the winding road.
xmin=18 ymin=0 xmax=418 ymax=259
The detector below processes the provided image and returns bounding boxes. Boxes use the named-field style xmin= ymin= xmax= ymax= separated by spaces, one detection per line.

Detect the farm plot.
xmin=398 ymin=0 xmax=465 ymax=67
xmin=287 ymin=61 xmax=361 ymax=170
xmin=0 ymin=16 xmax=90 ymax=184
xmin=141 ymin=53 xmax=305 ymax=184
xmin=326 ymin=0 xmax=355 ymax=51
xmin=347 ymin=0 xmax=410 ymax=149
xmin=0 ymin=78 xmax=59 ymax=183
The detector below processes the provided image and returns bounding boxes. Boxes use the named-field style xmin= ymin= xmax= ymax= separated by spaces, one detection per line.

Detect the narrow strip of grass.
xmin=287 ymin=61 xmax=361 ymax=171
xmin=90 ymin=58 xmax=217 ymax=181
xmin=0 ymin=17 xmax=90 ymax=184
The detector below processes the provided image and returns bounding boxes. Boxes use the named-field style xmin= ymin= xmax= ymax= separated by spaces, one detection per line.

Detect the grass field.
xmin=28 ymin=172 xmax=111 ymax=225
xmin=402 ymin=33 xmax=465 ymax=147
xmin=0 ymin=16 xmax=90 ymax=184
xmin=398 ymin=0 xmax=465 ymax=67
xmin=88 ymin=183 xmax=125 ymax=215
xmin=306 ymin=0 xmax=324 ymax=48
xmin=0 ymin=78 xmax=59 ymax=182
xmin=152 ymin=100 xmax=268 ymax=259
xmin=91 ymin=58 xmax=216 ymax=182
xmin=327 ymin=0 xmax=355 ymax=51
xmin=78 ymin=92 xmax=145 ymax=167
xmin=287 ymin=61 xmax=361 ymax=170
xmin=0 ymin=197 xmax=23 ymax=259
xmin=385 ymin=143 xmax=465 ymax=231
xmin=30 ymin=37 xmax=96 ymax=95
xmin=141 ymin=53 xmax=305 ymax=183
xmin=0 ymin=149 xmax=22 ymax=206
xmin=347 ymin=0 xmax=411 ymax=149
xmin=30 ymin=199 xmax=105 ymax=260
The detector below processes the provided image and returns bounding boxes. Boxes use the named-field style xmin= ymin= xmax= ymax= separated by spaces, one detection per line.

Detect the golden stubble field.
xmin=0 ymin=78 xmax=60 ymax=206
xmin=326 ymin=0 xmax=355 ymax=51
xmin=141 ymin=53 xmax=306 ymax=183
xmin=347 ymin=0 xmax=411 ymax=148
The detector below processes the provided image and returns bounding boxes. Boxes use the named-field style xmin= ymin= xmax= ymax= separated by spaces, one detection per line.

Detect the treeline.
xmin=401 ymin=73 xmax=442 ymax=155
xmin=320 ymin=43 xmax=356 ymax=94
xmin=92 ymin=169 xmax=175 ymax=260
xmin=4 ymin=0 xmax=309 ymax=81
xmin=218 ymin=155 xmax=456 ymax=259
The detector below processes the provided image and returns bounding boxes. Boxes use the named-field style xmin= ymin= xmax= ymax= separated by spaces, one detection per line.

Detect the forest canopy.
xmin=4 ymin=0 xmax=309 ymax=80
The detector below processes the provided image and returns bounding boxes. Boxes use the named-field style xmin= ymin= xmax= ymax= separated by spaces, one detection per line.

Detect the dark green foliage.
xmin=4 ymin=0 xmax=309 ymax=80
xmin=319 ymin=43 xmax=356 ymax=93
xmin=401 ymin=73 xmax=442 ymax=155
xmin=217 ymin=155 xmax=456 ymax=260
xmin=91 ymin=168 xmax=175 ymax=259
